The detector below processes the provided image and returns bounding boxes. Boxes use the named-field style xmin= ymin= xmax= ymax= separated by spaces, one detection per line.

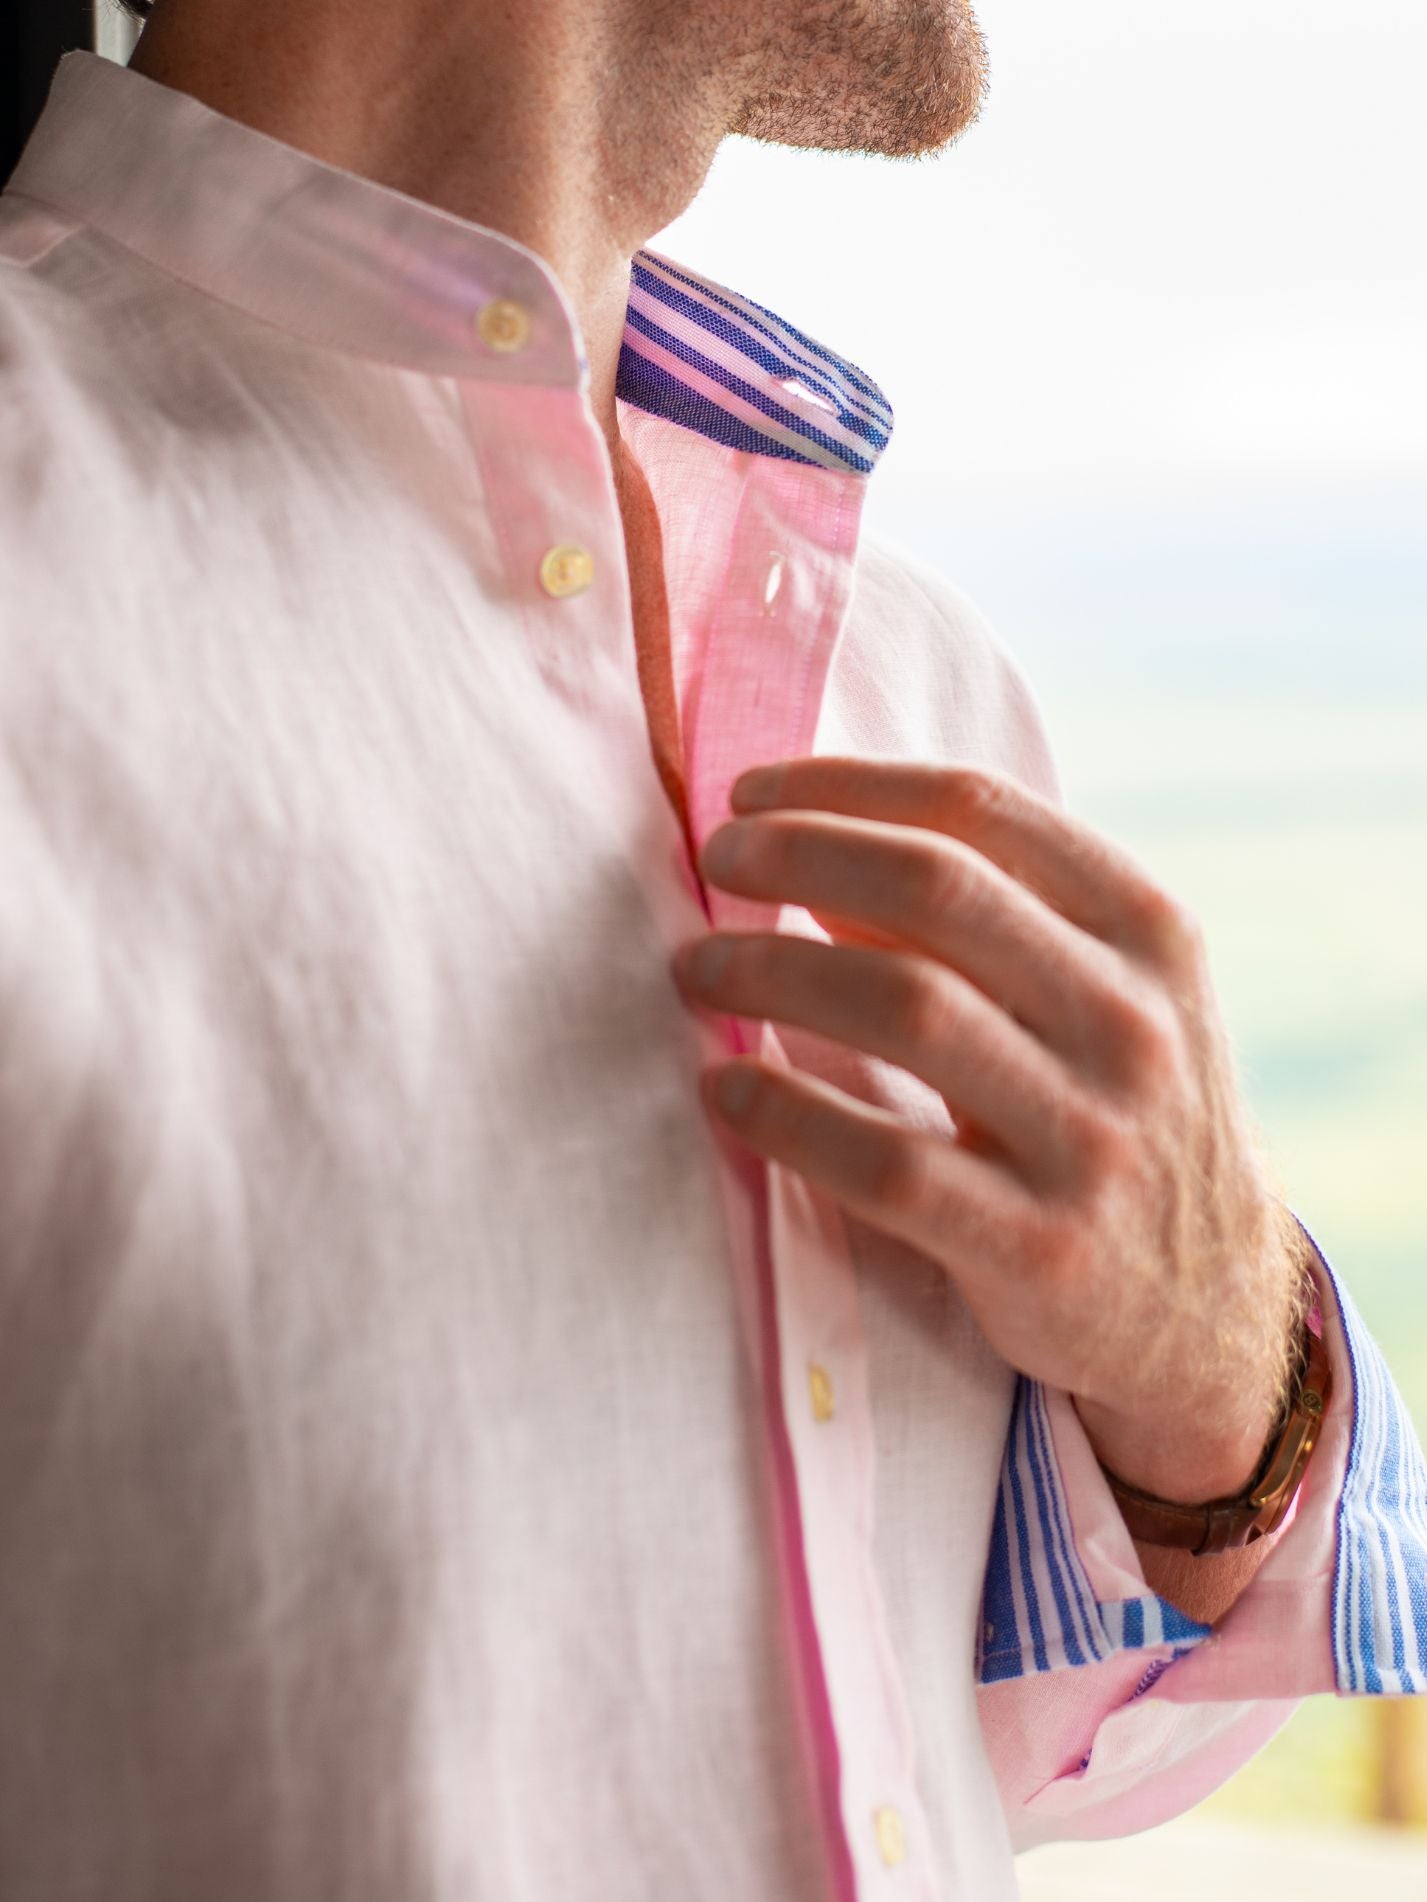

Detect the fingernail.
xmin=711 ymin=1065 xmax=759 ymax=1119
xmin=733 ymin=765 xmax=784 ymax=809
xmin=700 ymin=823 xmax=748 ymax=883
xmin=672 ymin=936 xmax=732 ymax=990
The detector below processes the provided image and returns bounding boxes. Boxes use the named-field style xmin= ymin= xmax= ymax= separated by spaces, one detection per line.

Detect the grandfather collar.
xmin=10 ymin=51 xmax=893 ymax=475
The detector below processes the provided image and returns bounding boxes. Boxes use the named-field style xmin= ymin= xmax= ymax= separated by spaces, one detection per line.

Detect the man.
xmin=0 ymin=2 xmax=1421 ymax=1897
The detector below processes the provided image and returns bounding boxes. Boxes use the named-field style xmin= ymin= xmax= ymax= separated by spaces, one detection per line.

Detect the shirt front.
xmin=2 ymin=50 xmax=1424 ymax=1902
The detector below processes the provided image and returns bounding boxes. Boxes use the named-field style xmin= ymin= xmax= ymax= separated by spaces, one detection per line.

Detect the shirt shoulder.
xmin=0 ymin=192 xmax=132 ymax=382
xmin=824 ymin=532 xmax=1065 ymax=805
xmin=0 ymin=195 xmax=297 ymax=642
xmin=0 ymin=197 xmax=157 ymax=549
xmin=0 ymin=190 xmax=290 ymax=488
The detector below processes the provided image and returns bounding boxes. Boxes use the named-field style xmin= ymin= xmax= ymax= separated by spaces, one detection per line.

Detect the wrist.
xmin=1073 ymin=1388 xmax=1281 ymax=1507
xmin=1076 ymin=1197 xmax=1316 ymax=1509
xmin=1079 ymin=1246 xmax=1331 ymax=1556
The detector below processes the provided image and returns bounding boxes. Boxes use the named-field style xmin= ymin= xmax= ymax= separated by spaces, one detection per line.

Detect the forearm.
xmin=1133 ymin=1532 xmax=1276 ymax=1627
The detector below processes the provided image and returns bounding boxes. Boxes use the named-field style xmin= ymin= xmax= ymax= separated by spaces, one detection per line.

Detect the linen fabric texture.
xmin=2 ymin=50 xmax=1424 ymax=1902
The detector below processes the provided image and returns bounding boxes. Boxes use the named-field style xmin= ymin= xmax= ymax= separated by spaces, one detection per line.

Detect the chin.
xmin=729 ymin=0 xmax=988 ymax=160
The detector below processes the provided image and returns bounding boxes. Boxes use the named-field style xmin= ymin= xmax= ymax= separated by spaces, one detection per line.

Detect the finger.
xmin=700 ymin=1056 xmax=1034 ymax=1285
xmin=697 ymin=809 xmax=1136 ymax=1076
xmin=731 ymin=757 xmax=1200 ymax=973
xmin=673 ymin=931 xmax=1090 ymax=1187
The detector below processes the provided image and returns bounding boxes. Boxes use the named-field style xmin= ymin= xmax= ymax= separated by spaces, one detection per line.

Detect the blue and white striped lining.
xmin=978 ymin=1219 xmax=1427 ymax=1695
xmin=978 ymin=1377 xmax=1212 ymax=1686
xmin=616 ymin=249 xmax=894 ymax=475
xmin=1309 ymin=1225 xmax=1427 ymax=1693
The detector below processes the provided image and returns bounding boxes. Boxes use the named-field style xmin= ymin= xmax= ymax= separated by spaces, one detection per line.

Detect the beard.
xmin=726 ymin=0 xmax=988 ymax=159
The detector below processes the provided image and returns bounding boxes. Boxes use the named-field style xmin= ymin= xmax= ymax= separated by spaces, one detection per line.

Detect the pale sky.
xmin=654 ymin=1 xmax=1427 ymax=521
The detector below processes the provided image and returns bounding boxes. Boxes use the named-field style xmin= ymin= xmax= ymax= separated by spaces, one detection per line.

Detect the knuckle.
xmin=866 ymin=1134 xmax=935 ymax=1208
xmin=1131 ymin=880 xmax=1204 ymax=965
xmin=944 ymin=765 xmax=1016 ymax=821
xmin=903 ymin=838 xmax=975 ymax=917
xmin=1029 ymin=1209 xmax=1089 ymax=1294
xmin=1099 ymin=981 xmax=1181 ymax=1086
xmin=885 ymin=965 xmax=958 ymax=1052
xmin=1061 ymin=1098 xmax=1131 ymax=1181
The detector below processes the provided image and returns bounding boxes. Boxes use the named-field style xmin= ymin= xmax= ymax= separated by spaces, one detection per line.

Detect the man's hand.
xmin=670 ymin=756 xmax=1306 ymax=1510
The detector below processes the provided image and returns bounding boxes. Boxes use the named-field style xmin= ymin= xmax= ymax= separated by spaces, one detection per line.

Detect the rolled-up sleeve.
xmin=975 ymin=1216 xmax=1427 ymax=1849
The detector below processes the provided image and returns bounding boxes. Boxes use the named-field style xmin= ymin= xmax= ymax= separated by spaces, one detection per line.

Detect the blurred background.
xmin=6 ymin=0 xmax=1424 ymax=1890
xmin=657 ymin=0 xmax=1427 ymax=1889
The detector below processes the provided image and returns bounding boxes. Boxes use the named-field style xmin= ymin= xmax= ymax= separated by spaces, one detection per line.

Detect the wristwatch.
xmin=1097 ymin=1289 xmax=1333 ymax=1557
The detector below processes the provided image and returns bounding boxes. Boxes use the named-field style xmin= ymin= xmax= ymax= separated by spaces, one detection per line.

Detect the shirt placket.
xmin=686 ymin=459 xmax=941 ymax=1902
xmin=456 ymin=378 xmax=635 ymax=692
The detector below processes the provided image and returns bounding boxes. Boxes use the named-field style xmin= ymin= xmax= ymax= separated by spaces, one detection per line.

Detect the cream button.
xmin=808 ymin=1362 xmax=835 ymax=1424
xmin=476 ymin=297 xmax=532 ymax=354
xmin=539 ymin=543 xmax=595 ymax=599
xmin=873 ymin=1805 xmax=907 ymax=1868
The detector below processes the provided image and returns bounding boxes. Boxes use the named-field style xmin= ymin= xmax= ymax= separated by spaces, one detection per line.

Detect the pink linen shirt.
xmin=2 ymin=49 xmax=1424 ymax=1902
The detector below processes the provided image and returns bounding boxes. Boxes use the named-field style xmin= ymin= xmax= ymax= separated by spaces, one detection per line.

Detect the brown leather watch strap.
xmin=1099 ymin=1302 xmax=1333 ymax=1556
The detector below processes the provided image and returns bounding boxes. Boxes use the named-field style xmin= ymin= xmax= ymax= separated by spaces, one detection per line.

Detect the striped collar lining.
xmin=618 ymin=249 xmax=894 ymax=477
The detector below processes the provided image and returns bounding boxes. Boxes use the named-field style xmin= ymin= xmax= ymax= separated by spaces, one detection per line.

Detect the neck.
xmin=128 ymin=0 xmax=727 ymax=463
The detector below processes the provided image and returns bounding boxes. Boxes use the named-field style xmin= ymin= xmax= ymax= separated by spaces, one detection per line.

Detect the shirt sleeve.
xmin=876 ymin=559 xmax=1427 ymax=1841
xmin=975 ymin=1216 xmax=1427 ymax=1849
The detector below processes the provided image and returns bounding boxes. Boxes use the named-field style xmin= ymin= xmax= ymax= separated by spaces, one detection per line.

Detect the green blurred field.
xmin=1052 ymin=691 xmax=1427 ymax=1829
